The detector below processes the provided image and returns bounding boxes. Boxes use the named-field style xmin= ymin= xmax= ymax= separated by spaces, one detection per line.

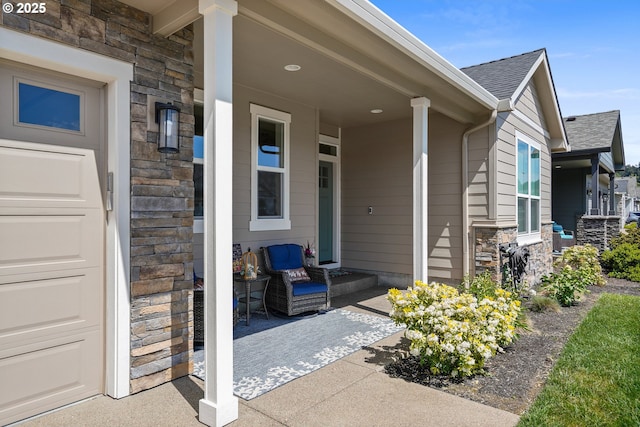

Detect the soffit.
xmin=121 ymin=0 xmax=496 ymax=127
xmin=255 ymin=0 xmax=495 ymax=120
xmin=119 ymin=0 xmax=173 ymax=15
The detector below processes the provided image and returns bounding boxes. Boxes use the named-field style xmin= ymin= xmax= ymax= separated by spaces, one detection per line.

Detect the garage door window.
xmin=17 ymin=80 xmax=82 ymax=132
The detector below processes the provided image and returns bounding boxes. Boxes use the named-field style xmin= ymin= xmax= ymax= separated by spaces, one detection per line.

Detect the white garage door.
xmin=0 ymin=62 xmax=105 ymax=425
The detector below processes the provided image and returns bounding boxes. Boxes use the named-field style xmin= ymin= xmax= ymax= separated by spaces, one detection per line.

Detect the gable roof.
xmin=553 ymin=110 xmax=626 ymax=171
xmin=563 ymin=110 xmax=621 ymax=151
xmin=460 ymin=48 xmax=568 ymax=152
xmin=563 ymin=110 xmax=625 ymax=170
xmin=460 ymin=49 xmax=545 ymax=100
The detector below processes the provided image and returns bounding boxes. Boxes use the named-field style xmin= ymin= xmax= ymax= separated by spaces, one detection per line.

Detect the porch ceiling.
xmin=195 ymin=15 xmax=415 ymax=128
xmin=121 ymin=0 xmax=497 ymax=128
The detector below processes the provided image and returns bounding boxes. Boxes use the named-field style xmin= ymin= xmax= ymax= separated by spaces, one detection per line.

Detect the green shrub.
xmin=541 ymin=245 xmax=605 ymax=306
xmin=558 ymin=245 xmax=606 ymax=287
xmin=626 ymin=265 xmax=640 ymax=282
xmin=387 ymin=280 xmax=521 ymax=377
xmin=541 ymin=266 xmax=589 ymax=306
xmin=601 ymin=242 xmax=640 ymax=282
xmin=602 ymin=224 xmax=640 ymax=282
xmin=463 ymin=271 xmax=500 ymax=300
xmin=610 ymin=222 xmax=640 ymax=248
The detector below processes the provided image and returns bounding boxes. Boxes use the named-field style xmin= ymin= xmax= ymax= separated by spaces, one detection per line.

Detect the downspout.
xmin=462 ymin=109 xmax=498 ymax=277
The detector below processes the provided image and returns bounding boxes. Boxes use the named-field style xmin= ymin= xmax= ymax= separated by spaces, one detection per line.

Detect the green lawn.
xmin=518 ymin=293 xmax=640 ymax=427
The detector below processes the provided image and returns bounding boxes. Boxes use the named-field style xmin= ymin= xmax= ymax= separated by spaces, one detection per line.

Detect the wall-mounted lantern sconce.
xmin=155 ymin=102 xmax=180 ymax=153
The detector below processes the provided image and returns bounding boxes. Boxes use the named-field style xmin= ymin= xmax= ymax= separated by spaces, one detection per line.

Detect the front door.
xmin=318 ymin=137 xmax=340 ymax=267
xmin=0 ymin=61 xmax=105 ymax=425
xmin=319 ymin=160 xmax=334 ymax=263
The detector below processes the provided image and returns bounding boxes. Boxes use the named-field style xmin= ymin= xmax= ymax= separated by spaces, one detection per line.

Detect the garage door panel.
xmin=0 ymin=139 xmax=102 ymax=209
xmin=0 ymin=137 xmax=104 ymax=424
xmin=0 ymin=270 xmax=101 ymax=350
xmin=0 ymin=211 xmax=102 ymax=277
xmin=0 ymin=330 xmax=102 ymax=425
xmin=1 ymin=60 xmax=105 ymax=425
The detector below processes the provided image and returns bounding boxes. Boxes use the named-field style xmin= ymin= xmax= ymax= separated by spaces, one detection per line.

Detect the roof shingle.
xmin=563 ymin=110 xmax=620 ymax=151
xmin=460 ymin=49 xmax=545 ymax=99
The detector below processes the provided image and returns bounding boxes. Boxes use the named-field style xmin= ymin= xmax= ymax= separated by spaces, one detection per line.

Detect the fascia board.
xmin=512 ymin=52 xmax=569 ymax=152
xmin=538 ymin=55 xmax=569 ymax=151
xmin=153 ymin=0 xmax=199 ymax=36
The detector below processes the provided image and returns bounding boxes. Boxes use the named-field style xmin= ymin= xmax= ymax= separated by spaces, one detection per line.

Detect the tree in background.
xmin=618 ymin=164 xmax=640 ymax=183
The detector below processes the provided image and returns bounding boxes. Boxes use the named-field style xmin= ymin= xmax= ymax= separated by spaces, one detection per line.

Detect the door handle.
xmin=106 ymin=172 xmax=113 ymax=212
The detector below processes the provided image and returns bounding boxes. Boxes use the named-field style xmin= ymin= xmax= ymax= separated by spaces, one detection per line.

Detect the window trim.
xmin=249 ymin=104 xmax=291 ymax=231
xmin=515 ymin=131 xmax=541 ymax=244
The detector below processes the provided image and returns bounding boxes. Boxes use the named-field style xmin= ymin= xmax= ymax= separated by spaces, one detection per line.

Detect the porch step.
xmin=329 ymin=270 xmax=378 ymax=297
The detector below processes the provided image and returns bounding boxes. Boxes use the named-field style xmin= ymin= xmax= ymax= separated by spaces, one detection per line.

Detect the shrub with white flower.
xmin=387 ymin=281 xmax=521 ymax=377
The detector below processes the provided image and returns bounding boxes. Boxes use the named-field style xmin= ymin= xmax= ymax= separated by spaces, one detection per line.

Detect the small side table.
xmin=234 ymin=274 xmax=270 ymax=326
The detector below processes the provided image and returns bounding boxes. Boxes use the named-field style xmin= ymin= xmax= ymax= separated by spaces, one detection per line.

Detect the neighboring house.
xmin=614 ymin=176 xmax=638 ymax=220
xmin=552 ymin=111 xmax=626 ymax=232
xmin=0 ymin=2 xmax=566 ymax=426
xmin=460 ymin=49 xmax=569 ymax=285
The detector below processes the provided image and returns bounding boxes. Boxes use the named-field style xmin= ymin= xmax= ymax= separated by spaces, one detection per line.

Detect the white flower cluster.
xmin=387 ymin=281 xmax=521 ymax=377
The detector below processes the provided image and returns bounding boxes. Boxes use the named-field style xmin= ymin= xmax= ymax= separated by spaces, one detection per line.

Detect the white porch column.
xmin=589 ymin=154 xmax=600 ymax=215
xmin=411 ymin=97 xmax=430 ymax=282
xmin=199 ymin=1 xmax=238 ymax=426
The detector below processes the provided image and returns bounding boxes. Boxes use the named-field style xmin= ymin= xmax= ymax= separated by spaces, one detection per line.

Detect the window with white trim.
xmin=516 ymin=133 xmax=541 ymax=239
xmin=249 ymin=104 xmax=291 ymax=231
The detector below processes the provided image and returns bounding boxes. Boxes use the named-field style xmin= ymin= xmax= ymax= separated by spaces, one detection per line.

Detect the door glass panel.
xmin=18 ymin=82 xmax=81 ymax=131
xmin=319 ymin=144 xmax=337 ymax=156
xmin=319 ymin=165 xmax=329 ymax=189
xmin=319 ymin=161 xmax=334 ymax=263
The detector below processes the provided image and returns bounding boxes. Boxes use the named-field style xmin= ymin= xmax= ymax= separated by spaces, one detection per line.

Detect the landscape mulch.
xmin=384 ymin=277 xmax=640 ymax=415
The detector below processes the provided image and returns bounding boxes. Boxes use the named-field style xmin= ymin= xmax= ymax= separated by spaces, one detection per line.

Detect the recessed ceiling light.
xmin=370 ymin=108 xmax=383 ymax=114
xmin=284 ymin=64 xmax=301 ymax=72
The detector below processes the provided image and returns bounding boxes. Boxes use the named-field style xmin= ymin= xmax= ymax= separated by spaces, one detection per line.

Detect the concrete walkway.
xmin=18 ymin=288 xmax=520 ymax=427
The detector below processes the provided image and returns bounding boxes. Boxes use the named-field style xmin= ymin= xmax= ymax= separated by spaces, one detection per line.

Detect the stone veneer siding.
xmin=1 ymin=0 xmax=196 ymax=394
xmin=576 ymin=216 xmax=621 ymax=254
xmin=474 ymin=223 xmax=553 ymax=288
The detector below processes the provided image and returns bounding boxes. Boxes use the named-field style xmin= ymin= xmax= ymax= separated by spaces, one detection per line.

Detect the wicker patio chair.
xmin=194 ymin=281 xmax=238 ymax=345
xmin=552 ymin=221 xmax=576 ymax=253
xmin=262 ymin=244 xmax=331 ymax=316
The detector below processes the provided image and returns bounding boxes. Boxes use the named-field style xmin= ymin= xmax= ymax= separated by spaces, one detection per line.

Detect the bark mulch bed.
xmin=383 ymin=278 xmax=640 ymax=415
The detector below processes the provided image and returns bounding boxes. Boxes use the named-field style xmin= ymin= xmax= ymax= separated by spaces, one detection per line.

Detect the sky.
xmin=369 ymin=0 xmax=640 ymax=166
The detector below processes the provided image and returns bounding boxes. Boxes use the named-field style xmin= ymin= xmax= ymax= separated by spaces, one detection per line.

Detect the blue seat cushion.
xmin=292 ymin=281 xmax=328 ymax=297
xmin=552 ymin=222 xmax=563 ymax=233
xmin=267 ymin=244 xmax=303 ymax=270
xmin=560 ymin=234 xmax=574 ymax=240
